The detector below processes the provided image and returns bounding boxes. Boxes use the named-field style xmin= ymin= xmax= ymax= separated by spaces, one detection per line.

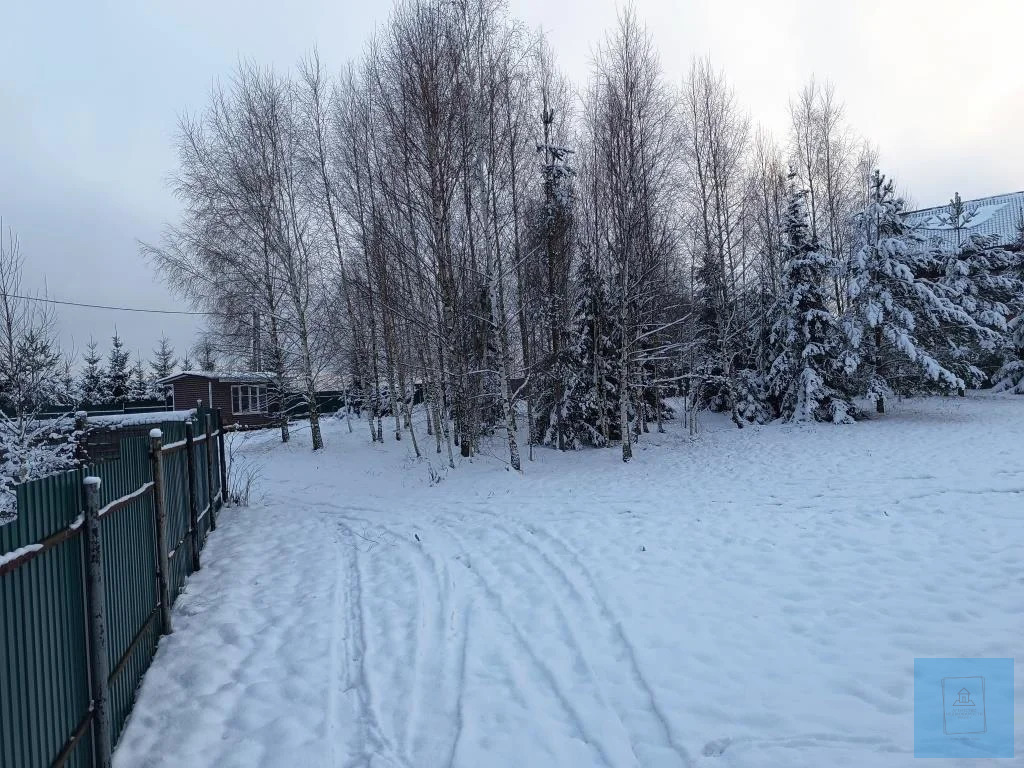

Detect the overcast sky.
xmin=2 ymin=0 xmax=1021 ymax=367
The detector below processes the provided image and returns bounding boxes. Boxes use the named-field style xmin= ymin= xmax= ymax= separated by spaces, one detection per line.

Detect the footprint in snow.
xmin=703 ymin=738 xmax=732 ymax=756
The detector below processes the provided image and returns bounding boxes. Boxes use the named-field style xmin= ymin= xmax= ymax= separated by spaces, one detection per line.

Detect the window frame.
xmin=230 ymin=383 xmax=269 ymax=415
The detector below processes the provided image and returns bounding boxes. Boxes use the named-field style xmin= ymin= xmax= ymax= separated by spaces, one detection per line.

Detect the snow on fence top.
xmin=0 ymin=543 xmax=43 ymax=568
xmin=87 ymin=410 xmax=196 ymax=428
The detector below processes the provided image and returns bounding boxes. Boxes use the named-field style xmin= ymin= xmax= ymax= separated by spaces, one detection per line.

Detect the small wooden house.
xmin=155 ymin=371 xmax=277 ymax=428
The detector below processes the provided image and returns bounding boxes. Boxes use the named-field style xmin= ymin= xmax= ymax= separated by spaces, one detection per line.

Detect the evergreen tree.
xmin=79 ymin=339 xmax=105 ymax=405
xmin=923 ymin=234 xmax=1023 ymax=386
xmin=127 ymin=355 xmax=149 ymax=400
xmin=992 ymin=211 xmax=1024 ymax=393
xmin=150 ymin=334 xmax=178 ymax=380
xmin=843 ymin=171 xmax=969 ymax=412
xmin=531 ymin=117 xmax=579 ymax=449
xmin=946 ymin=191 xmax=970 ymax=249
xmin=3 ymin=328 xmax=63 ymax=415
xmin=768 ymin=175 xmax=855 ymax=422
xmin=0 ymin=331 xmax=76 ymax=515
xmin=103 ymin=332 xmax=131 ymax=402
xmin=1012 ymin=208 xmax=1024 ymax=253
xmin=993 ymin=314 xmax=1024 ymax=394
xmin=938 ymin=235 xmax=1019 ymax=333
xmin=541 ymin=258 xmax=617 ymax=448
xmin=193 ymin=339 xmax=217 ymax=372
xmin=732 ymin=367 xmax=773 ymax=424
xmin=57 ymin=356 xmax=79 ymax=406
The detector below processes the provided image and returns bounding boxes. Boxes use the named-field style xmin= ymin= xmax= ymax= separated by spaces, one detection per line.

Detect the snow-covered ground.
xmin=113 ymin=394 xmax=1023 ymax=768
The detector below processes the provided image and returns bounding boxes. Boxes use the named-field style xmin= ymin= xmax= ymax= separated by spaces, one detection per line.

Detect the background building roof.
xmin=155 ymin=371 xmax=276 ymax=386
xmin=904 ymin=191 xmax=1024 ymax=251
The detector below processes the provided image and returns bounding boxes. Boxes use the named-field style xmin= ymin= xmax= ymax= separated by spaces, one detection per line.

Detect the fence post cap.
xmin=83 ymin=476 xmax=102 ymax=488
xmin=149 ymin=428 xmax=163 ymax=439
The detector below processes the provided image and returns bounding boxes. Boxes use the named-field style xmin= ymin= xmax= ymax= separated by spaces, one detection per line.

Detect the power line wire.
xmin=1 ymin=292 xmax=213 ymax=316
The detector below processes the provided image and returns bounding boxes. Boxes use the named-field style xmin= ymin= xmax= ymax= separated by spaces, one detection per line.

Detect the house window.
xmin=231 ymin=384 xmax=268 ymax=415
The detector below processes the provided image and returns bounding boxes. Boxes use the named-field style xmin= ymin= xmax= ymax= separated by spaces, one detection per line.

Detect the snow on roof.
xmin=904 ymin=190 xmax=1024 ymax=250
xmin=155 ymin=371 xmax=276 ymax=385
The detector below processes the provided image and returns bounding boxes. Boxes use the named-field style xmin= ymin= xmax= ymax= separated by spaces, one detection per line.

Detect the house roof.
xmin=904 ymin=190 xmax=1024 ymax=251
xmin=155 ymin=371 xmax=276 ymax=386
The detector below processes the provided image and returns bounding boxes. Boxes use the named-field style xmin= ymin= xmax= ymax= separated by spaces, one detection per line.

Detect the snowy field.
xmin=113 ymin=394 xmax=1023 ymax=767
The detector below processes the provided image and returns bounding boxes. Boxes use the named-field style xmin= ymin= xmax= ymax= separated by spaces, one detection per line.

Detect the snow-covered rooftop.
xmin=904 ymin=190 xmax=1024 ymax=251
xmin=155 ymin=371 xmax=276 ymax=385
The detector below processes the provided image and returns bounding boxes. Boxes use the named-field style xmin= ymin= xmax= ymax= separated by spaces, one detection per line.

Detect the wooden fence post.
xmin=204 ymin=412 xmax=217 ymax=532
xmin=217 ymin=409 xmax=228 ymax=507
xmin=83 ymin=474 xmax=112 ymax=768
xmin=184 ymin=421 xmax=201 ymax=572
xmin=149 ymin=429 xmax=173 ymax=635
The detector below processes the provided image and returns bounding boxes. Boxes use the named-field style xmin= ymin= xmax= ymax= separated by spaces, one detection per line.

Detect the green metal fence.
xmin=1 ymin=408 xmax=227 ymax=768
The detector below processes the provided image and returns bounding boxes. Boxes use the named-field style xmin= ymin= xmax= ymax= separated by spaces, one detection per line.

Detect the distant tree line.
xmin=73 ymin=332 xmax=218 ymax=407
xmin=138 ymin=0 xmax=1024 ymax=467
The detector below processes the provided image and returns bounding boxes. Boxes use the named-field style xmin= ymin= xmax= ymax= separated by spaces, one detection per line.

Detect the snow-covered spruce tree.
xmin=543 ymin=258 xmax=619 ymax=448
xmin=150 ymin=334 xmax=178 ymax=380
xmin=79 ymin=339 xmax=105 ymax=405
xmin=0 ymin=227 xmax=76 ymax=519
xmin=1012 ymin=207 xmax=1024 ymax=253
xmin=58 ymin=356 xmax=80 ymax=405
xmin=193 ymin=338 xmax=217 ymax=372
xmin=993 ymin=314 xmax=1024 ymax=394
xmin=103 ymin=332 xmax=131 ymax=402
xmin=925 ymin=233 xmax=1023 ymax=386
xmin=768 ymin=175 xmax=856 ymax=422
xmin=843 ymin=171 xmax=968 ymax=412
xmin=993 ymin=212 xmax=1024 ymax=393
xmin=993 ymin=302 xmax=1024 ymax=393
xmin=532 ymin=105 xmax=579 ymax=450
xmin=128 ymin=355 xmax=149 ymax=401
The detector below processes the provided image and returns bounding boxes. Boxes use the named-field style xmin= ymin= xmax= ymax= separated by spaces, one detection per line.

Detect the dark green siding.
xmin=0 ymin=408 xmax=225 ymax=767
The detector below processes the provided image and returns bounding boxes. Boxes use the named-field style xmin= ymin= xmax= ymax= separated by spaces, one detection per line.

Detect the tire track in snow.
xmin=374 ymin=515 xmax=468 ymax=768
xmin=325 ymin=525 xmax=346 ymax=767
xmin=446 ymin=511 xmax=692 ymax=768
xmin=336 ymin=509 xmax=620 ymax=768
xmin=326 ymin=506 xmax=469 ymax=768
xmin=501 ymin=517 xmax=693 ymax=767
xmin=433 ymin=517 xmax=623 ymax=768
xmin=336 ymin=520 xmax=414 ymax=768
xmin=326 ymin=503 xmax=899 ymax=766
xmin=492 ymin=514 xmax=910 ymax=764
xmin=698 ymin=730 xmax=908 ymax=759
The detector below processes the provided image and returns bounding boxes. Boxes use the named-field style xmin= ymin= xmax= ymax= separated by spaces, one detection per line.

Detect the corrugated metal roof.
xmin=903 ymin=190 xmax=1024 ymax=250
